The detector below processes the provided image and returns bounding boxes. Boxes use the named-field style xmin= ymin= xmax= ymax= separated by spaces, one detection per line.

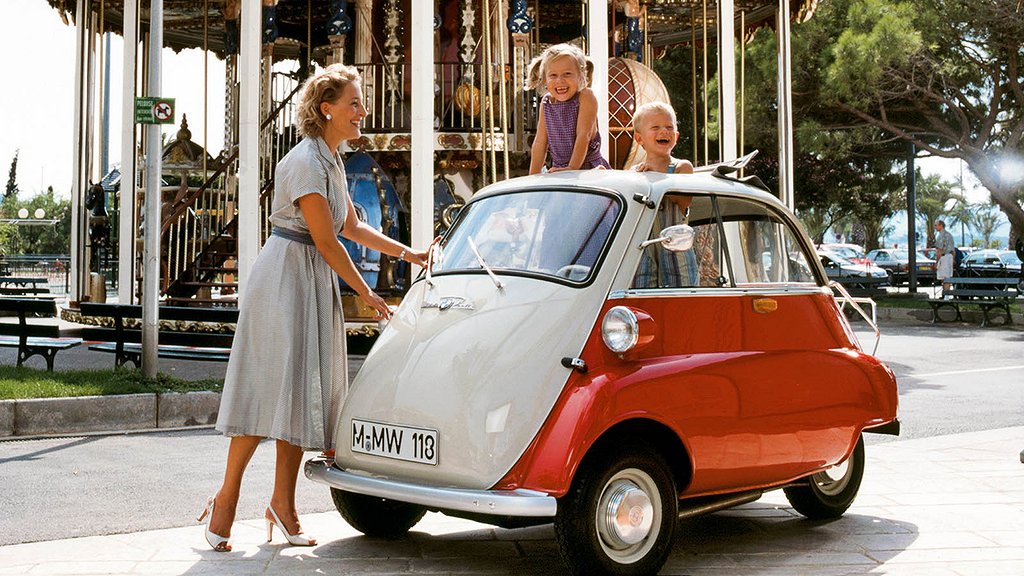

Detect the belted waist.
xmin=271 ymin=227 xmax=315 ymax=246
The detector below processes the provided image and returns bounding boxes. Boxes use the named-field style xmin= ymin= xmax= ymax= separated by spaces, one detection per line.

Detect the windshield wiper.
xmin=467 ymin=236 xmax=505 ymax=290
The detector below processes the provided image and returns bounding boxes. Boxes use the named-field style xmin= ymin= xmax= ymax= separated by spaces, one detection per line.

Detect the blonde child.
xmin=527 ymin=44 xmax=610 ymax=174
xmin=631 ymin=101 xmax=694 ymax=174
xmin=631 ymin=101 xmax=699 ymax=288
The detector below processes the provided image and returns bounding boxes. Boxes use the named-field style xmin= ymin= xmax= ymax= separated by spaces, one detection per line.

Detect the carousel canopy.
xmin=45 ymin=0 xmax=818 ymax=59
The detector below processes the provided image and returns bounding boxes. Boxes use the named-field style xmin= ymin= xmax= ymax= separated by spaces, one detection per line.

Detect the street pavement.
xmin=1 ymin=315 xmax=1022 ymax=574
xmin=0 ymin=427 xmax=1021 ymax=575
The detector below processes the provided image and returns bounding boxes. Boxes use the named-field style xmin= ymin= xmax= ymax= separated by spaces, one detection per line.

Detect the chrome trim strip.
xmin=303 ymin=459 xmax=558 ymax=517
xmin=609 ymin=285 xmax=830 ymax=299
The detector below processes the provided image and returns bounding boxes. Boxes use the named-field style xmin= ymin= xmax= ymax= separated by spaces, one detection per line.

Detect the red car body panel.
xmin=495 ymin=291 xmax=898 ymax=499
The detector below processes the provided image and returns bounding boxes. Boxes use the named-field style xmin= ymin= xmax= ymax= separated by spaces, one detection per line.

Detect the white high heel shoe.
xmin=265 ymin=506 xmax=317 ymax=546
xmin=196 ymin=496 xmax=231 ymax=552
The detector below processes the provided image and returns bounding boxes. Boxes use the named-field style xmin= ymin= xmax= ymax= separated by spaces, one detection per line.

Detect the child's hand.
xmin=549 ymin=166 xmax=571 ymax=173
xmin=633 ymin=162 xmax=653 ymax=172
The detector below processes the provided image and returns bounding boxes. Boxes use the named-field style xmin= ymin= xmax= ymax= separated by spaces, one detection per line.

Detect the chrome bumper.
xmin=303 ymin=458 xmax=558 ymax=517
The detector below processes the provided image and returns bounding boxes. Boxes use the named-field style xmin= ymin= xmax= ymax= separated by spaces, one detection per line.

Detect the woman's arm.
xmin=339 ymin=193 xmax=428 ymax=267
xmin=529 ymin=105 xmax=549 ymax=175
xmin=559 ymin=88 xmax=599 ymax=171
xmin=297 ymin=193 xmax=391 ymax=317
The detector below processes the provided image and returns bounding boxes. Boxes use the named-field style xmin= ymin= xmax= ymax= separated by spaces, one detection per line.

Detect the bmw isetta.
xmin=305 ymin=169 xmax=899 ymax=576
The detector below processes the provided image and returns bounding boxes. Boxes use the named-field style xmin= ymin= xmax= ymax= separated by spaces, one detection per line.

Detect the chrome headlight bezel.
xmin=602 ymin=306 xmax=639 ymax=353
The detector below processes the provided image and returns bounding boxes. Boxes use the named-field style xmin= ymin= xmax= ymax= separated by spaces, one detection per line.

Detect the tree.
xmin=732 ymin=6 xmax=908 ymax=250
xmin=5 ymin=150 xmax=18 ymax=200
xmin=913 ymin=172 xmax=961 ymax=247
xmin=972 ymin=206 xmax=1002 ymax=248
xmin=946 ymin=197 xmax=975 ymax=246
xmin=819 ymin=0 xmax=1024 ymax=249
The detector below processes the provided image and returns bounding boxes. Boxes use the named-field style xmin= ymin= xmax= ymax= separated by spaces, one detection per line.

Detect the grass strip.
xmin=0 ymin=366 xmax=223 ymax=400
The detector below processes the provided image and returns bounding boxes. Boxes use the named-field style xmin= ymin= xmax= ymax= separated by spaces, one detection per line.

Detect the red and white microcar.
xmin=305 ymin=169 xmax=899 ymax=576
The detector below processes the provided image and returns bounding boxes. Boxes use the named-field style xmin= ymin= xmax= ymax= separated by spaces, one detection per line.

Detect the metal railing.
xmin=353 ymin=62 xmax=535 ymax=145
xmin=2 ymin=255 xmax=74 ymax=295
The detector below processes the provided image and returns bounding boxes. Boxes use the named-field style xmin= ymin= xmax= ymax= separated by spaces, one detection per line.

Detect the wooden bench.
xmin=831 ymin=275 xmax=888 ymax=298
xmin=0 ymin=277 xmax=49 ymax=296
xmin=0 ymin=298 xmax=83 ymax=370
xmin=78 ymin=303 xmax=238 ymax=368
xmin=928 ymin=277 xmax=1019 ymax=327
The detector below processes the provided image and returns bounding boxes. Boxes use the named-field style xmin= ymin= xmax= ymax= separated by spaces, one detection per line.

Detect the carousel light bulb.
xmin=17 ymin=208 xmax=28 ymax=219
xmin=34 ymin=208 xmax=45 ymax=219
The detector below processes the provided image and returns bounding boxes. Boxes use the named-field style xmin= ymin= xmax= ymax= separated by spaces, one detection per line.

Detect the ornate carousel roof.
xmin=44 ymin=0 xmax=818 ymax=58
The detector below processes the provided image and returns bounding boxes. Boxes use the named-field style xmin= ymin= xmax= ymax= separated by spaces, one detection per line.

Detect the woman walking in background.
xmin=198 ymin=64 xmax=428 ymax=552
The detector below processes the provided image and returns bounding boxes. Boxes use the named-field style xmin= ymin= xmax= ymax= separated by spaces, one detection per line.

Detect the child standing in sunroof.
xmin=527 ymin=44 xmax=610 ymax=174
xmin=631 ymin=101 xmax=694 ymax=174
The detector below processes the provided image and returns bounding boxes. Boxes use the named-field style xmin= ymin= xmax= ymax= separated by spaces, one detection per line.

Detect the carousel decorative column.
xmin=327 ymin=0 xmax=352 ymax=65
xmin=223 ymin=1 xmax=240 ymax=155
xmin=354 ymin=0 xmax=374 ymax=124
xmin=261 ymin=0 xmax=278 ymax=150
xmin=718 ymin=0 xmax=737 ymax=161
xmin=238 ymin=0 xmax=262 ymax=295
xmin=507 ymin=0 xmax=532 ymax=151
xmin=382 ymin=0 xmax=403 ymax=124
xmin=586 ymin=0 xmax=609 ymax=163
xmin=410 ymin=0 xmax=435 ymax=259
xmin=625 ymin=0 xmax=642 ymax=62
xmin=118 ymin=0 xmax=139 ymax=303
xmin=777 ymin=0 xmax=794 ymax=209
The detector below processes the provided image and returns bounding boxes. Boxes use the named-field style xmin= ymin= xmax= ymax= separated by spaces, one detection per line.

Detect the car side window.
xmin=631 ymin=195 xmax=725 ymax=289
xmin=707 ymin=197 xmax=816 ymax=287
xmin=632 ymin=194 xmax=816 ymax=290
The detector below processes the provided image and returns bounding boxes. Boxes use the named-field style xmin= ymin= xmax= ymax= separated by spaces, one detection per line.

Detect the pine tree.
xmin=4 ymin=151 xmax=18 ymax=199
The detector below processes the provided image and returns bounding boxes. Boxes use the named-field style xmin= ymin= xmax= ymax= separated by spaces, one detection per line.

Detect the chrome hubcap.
xmin=601 ymin=480 xmax=654 ymax=547
xmin=595 ymin=467 xmax=662 ymax=564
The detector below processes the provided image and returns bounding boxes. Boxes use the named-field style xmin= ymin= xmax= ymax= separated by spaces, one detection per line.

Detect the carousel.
xmin=45 ymin=0 xmax=815 ymax=334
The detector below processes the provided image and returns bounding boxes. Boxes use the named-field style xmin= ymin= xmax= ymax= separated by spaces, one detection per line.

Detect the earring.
xmin=325 ymin=113 xmax=332 ymax=120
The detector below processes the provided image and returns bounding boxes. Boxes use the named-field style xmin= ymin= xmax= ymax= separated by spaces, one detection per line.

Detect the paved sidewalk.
xmin=1 ymin=427 xmax=1022 ymax=575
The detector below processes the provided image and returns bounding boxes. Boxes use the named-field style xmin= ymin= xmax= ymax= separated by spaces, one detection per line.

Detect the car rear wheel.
xmin=330 ymin=488 xmax=426 ymax=538
xmin=784 ymin=435 xmax=865 ymax=519
xmin=555 ymin=445 xmax=677 ymax=576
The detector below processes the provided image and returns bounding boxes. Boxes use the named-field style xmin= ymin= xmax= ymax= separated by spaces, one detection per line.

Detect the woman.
xmin=198 ymin=64 xmax=428 ymax=551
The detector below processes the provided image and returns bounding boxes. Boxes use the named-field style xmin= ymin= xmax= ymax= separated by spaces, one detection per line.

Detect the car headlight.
xmin=601 ymin=306 xmax=656 ymax=354
xmin=602 ymin=306 xmax=638 ymax=353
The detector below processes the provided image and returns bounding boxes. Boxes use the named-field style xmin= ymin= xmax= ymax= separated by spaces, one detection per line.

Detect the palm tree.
xmin=913 ymin=172 xmax=961 ymax=248
xmin=972 ymin=206 xmax=1002 ymax=248
xmin=947 ymin=199 xmax=975 ymax=246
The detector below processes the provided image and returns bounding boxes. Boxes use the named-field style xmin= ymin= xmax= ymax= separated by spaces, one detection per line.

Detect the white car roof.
xmin=474 ymin=169 xmax=785 ymax=211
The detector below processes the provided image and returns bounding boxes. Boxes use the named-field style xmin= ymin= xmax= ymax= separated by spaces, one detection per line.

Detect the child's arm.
xmin=557 ymin=87 xmax=599 ymax=171
xmin=529 ymin=105 xmax=549 ymax=174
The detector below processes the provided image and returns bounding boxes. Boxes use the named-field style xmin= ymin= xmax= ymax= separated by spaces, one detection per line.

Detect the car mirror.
xmin=639 ymin=224 xmax=695 ymax=252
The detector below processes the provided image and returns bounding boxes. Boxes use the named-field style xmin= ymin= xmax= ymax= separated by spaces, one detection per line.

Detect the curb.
xmin=0 ymin=391 xmax=220 ymax=438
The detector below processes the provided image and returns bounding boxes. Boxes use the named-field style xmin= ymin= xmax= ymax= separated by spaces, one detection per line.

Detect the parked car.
xmin=305 ymin=170 xmax=900 ymax=576
xmin=959 ymin=249 xmax=1023 ymax=278
xmin=866 ymin=248 xmax=936 ymax=285
xmin=818 ymin=250 xmax=890 ymax=283
xmin=818 ymin=243 xmax=870 ymax=265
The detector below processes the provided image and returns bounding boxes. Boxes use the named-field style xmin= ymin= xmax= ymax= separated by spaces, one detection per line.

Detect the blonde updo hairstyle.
xmin=296 ymin=63 xmax=362 ymax=138
xmin=525 ymin=43 xmax=595 ymax=92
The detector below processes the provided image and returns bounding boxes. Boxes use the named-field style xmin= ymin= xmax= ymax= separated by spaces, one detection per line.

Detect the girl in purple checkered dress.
xmin=527 ymin=44 xmax=610 ymax=174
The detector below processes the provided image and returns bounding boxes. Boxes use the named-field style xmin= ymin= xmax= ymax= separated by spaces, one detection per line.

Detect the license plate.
xmin=351 ymin=419 xmax=438 ymax=465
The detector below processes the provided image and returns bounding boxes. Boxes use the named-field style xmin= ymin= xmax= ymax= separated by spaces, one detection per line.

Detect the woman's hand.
xmin=404 ymin=248 xmax=429 ymax=268
xmin=359 ymin=289 xmax=392 ymax=319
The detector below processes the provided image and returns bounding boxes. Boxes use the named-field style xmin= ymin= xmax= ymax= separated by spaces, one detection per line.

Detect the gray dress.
xmin=216 ymin=136 xmax=349 ymax=451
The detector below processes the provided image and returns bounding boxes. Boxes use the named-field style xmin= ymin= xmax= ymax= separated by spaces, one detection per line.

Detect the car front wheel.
xmin=783 ymin=434 xmax=865 ymax=519
xmin=330 ymin=488 xmax=426 ymax=538
xmin=555 ymin=445 xmax=677 ymax=576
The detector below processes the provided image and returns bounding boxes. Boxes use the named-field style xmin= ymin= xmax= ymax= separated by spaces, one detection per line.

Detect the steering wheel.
xmin=555 ymin=264 xmax=591 ymax=281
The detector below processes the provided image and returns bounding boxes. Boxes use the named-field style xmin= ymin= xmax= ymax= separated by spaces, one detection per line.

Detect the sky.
xmin=0 ymin=0 xmax=1007 ymax=245
xmin=0 ymin=0 xmax=225 ymax=199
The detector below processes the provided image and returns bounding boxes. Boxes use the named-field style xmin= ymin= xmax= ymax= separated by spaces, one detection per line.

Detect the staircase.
xmin=156 ymin=76 xmax=300 ymax=306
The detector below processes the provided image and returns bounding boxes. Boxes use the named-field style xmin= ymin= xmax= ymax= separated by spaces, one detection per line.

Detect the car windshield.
xmin=433 ymin=190 xmax=620 ymax=283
